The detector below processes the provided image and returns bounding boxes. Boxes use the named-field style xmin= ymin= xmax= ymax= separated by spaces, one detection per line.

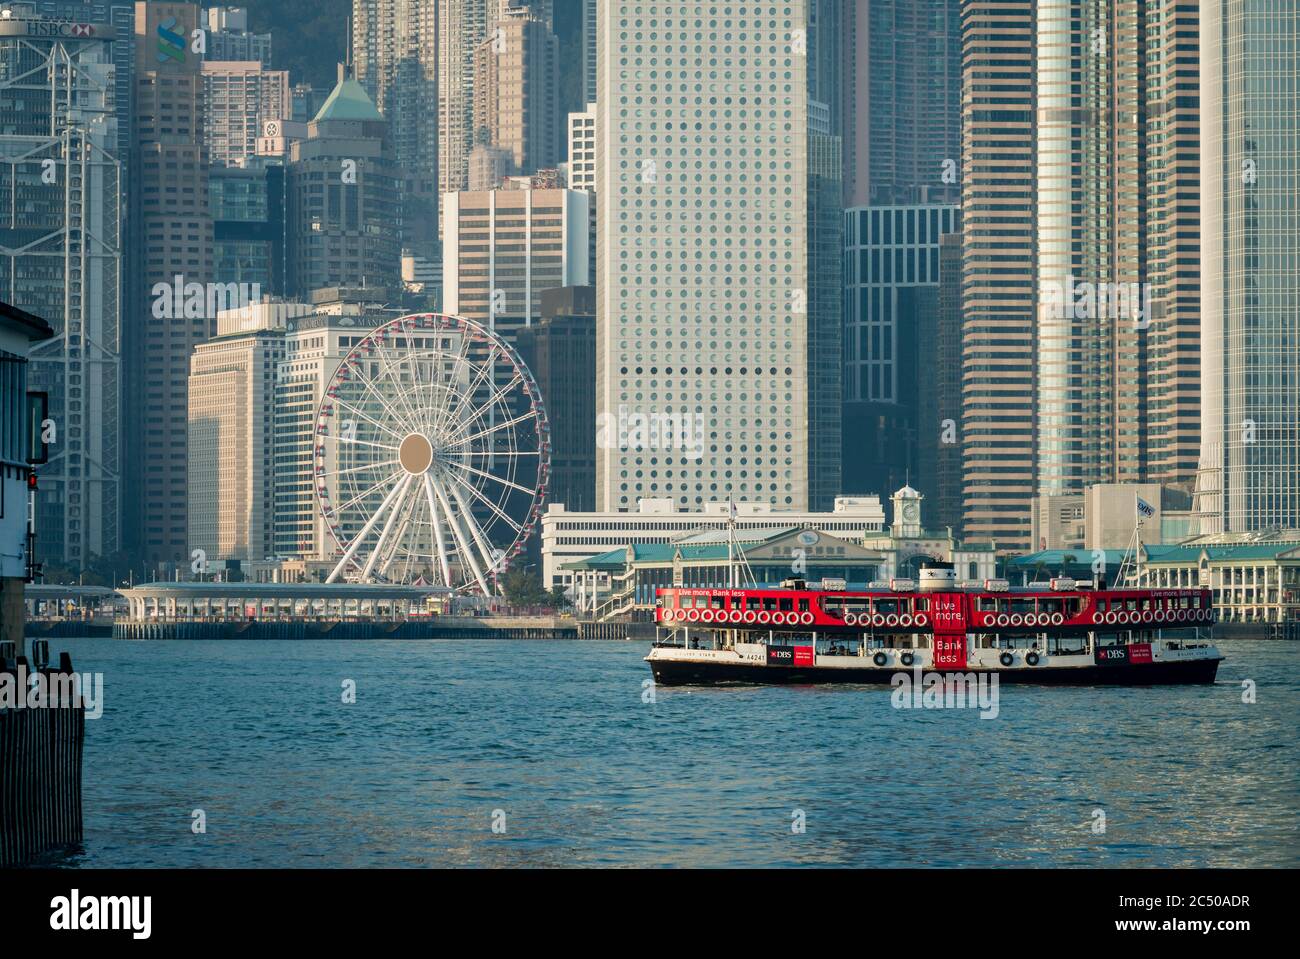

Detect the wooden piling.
xmin=0 ymin=651 xmax=85 ymax=866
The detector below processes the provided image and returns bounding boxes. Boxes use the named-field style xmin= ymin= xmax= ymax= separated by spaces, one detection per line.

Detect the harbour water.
xmin=31 ymin=637 xmax=1300 ymax=868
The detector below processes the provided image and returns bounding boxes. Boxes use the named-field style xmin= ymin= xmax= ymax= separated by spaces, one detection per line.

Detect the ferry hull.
xmin=649 ymin=656 xmax=1222 ymax=687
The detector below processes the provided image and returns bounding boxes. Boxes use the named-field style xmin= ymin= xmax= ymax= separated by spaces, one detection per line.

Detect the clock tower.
xmin=891 ymin=485 xmax=924 ymax=539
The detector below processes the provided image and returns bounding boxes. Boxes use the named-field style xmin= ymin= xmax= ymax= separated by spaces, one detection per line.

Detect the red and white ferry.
xmin=645 ymin=567 xmax=1223 ymax=686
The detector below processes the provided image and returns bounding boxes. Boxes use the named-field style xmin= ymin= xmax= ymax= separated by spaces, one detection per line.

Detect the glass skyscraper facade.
xmin=1196 ymin=0 xmax=1300 ymax=533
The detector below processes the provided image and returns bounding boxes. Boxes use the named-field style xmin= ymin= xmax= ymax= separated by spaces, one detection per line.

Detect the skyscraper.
xmin=201 ymin=59 xmax=291 ymax=167
xmin=472 ymin=3 xmax=560 ymax=178
xmin=285 ymin=71 xmax=403 ymax=297
xmin=351 ymin=0 xmax=438 ymax=258
xmin=1035 ymin=0 xmax=1201 ymax=500
xmin=596 ymin=0 xmax=813 ymax=511
xmin=1196 ymin=0 xmax=1300 ymax=533
xmin=842 ymin=204 xmax=960 ymax=497
xmin=959 ymin=0 xmax=1037 ymax=552
xmin=438 ymin=0 xmax=498 ymax=200
xmin=130 ymin=1 xmax=214 ymax=566
xmin=0 ymin=6 xmax=127 ymax=568
xmin=442 ymin=184 xmax=591 ymax=336
xmin=187 ymin=305 xmax=292 ymax=563
xmin=841 ymin=0 xmax=962 ymax=208
xmin=582 ymin=0 xmax=597 ymax=105
xmin=204 ymin=5 xmax=272 ymax=65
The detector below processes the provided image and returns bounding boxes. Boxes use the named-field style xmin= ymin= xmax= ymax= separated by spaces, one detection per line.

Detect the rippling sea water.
xmin=32 ymin=637 xmax=1300 ymax=868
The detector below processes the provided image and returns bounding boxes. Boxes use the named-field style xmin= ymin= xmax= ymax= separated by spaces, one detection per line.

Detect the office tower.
xmin=211 ymin=158 xmax=288 ymax=297
xmin=842 ymin=204 xmax=959 ymax=497
xmin=188 ymin=305 xmax=296 ymax=563
xmin=1035 ymin=0 xmax=1201 ymax=501
xmin=351 ymin=0 xmax=438 ymax=258
xmin=272 ymin=292 xmax=397 ymax=560
xmin=596 ymin=1 xmax=812 ymax=511
xmin=442 ymin=184 xmax=591 ymax=337
xmin=285 ymin=70 xmax=403 ymax=297
xmin=841 ymin=0 xmax=961 ymax=208
xmin=1145 ymin=1 xmax=1202 ymax=487
xmin=959 ymin=0 xmax=1036 ymax=552
xmin=201 ymin=60 xmax=291 ymax=167
xmin=0 ymin=6 xmax=125 ymax=568
xmin=807 ymin=120 xmax=843 ymax=511
xmin=582 ymin=0 xmax=596 ymax=105
xmin=917 ymin=231 xmax=964 ymax=533
xmin=1196 ymin=1 xmax=1300 ymax=533
xmin=473 ymin=3 xmax=560 ymax=179
xmin=204 ymin=6 xmax=271 ymax=65
xmin=468 ymin=143 xmax=513 ymax=189
xmin=438 ymin=0 xmax=499 ymax=200
xmin=516 ymin=286 xmax=597 ymax=513
xmin=567 ymin=108 xmax=596 ymax=192
xmin=806 ymin=0 xmax=841 ymax=135
xmin=131 ymin=1 xmax=214 ymax=566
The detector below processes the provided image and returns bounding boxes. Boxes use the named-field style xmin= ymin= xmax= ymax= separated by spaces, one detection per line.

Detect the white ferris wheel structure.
xmin=313 ymin=313 xmax=551 ymax=593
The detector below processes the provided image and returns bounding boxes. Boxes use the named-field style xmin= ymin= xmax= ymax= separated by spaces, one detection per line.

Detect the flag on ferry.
xmin=1136 ymin=496 xmax=1155 ymax=519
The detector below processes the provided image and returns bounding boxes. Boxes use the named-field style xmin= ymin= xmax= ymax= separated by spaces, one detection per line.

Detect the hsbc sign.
xmin=0 ymin=21 xmax=116 ymax=40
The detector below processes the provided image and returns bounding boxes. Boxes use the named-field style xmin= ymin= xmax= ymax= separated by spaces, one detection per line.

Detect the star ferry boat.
xmin=645 ymin=567 xmax=1223 ymax=686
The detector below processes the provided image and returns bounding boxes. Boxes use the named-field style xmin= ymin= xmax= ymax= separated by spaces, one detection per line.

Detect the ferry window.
xmin=712 ymin=597 xmax=725 ymax=610
xmin=915 ymin=597 xmax=929 ymax=611
xmin=779 ymin=598 xmax=793 ymax=612
xmin=798 ymin=599 xmax=809 ymax=612
xmin=763 ymin=598 xmax=777 ymax=611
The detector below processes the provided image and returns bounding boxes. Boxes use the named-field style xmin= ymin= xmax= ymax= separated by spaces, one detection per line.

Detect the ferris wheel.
xmin=313 ymin=313 xmax=550 ymax=592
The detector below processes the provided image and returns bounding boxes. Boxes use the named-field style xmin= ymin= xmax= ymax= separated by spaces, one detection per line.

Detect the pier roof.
xmin=119 ymin=582 xmax=452 ymax=600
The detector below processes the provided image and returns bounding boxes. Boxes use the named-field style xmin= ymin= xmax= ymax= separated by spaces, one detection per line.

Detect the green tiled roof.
xmin=314 ymin=78 xmax=383 ymax=123
xmin=1143 ymin=543 xmax=1300 ymax=563
xmin=1008 ymin=550 xmax=1127 ymax=568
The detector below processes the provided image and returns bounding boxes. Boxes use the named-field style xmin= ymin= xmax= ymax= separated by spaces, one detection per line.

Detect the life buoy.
xmin=1105 ymin=611 xmax=1118 ymax=625
xmin=1051 ymin=612 xmax=1065 ymax=626
xmin=913 ymin=612 xmax=928 ymax=628
xmin=844 ymin=612 xmax=857 ymax=626
xmin=1092 ymin=611 xmax=1105 ymax=625
xmin=701 ymin=609 xmax=715 ymax=623
xmin=1026 ymin=651 xmax=1040 ymax=666
xmin=800 ymin=611 xmax=815 ymax=626
xmin=997 ymin=614 xmax=1010 ymax=627
xmin=743 ymin=609 xmax=757 ymax=624
xmin=873 ymin=651 xmax=888 ymax=667
xmin=872 ymin=614 xmax=886 ymax=628
xmin=1142 ymin=610 xmax=1153 ymax=623
xmin=757 ymin=610 xmax=771 ymax=624
xmin=729 ymin=609 xmax=743 ymax=623
xmin=886 ymin=614 xmax=899 ymax=628
xmin=687 ymin=608 xmax=700 ymax=622
xmin=900 ymin=651 xmax=915 ymax=667
xmin=1010 ymin=613 xmax=1024 ymax=627
xmin=899 ymin=614 xmax=914 ymax=628
xmin=999 ymin=651 xmax=1014 ymax=667
xmin=769 ymin=611 xmax=783 ymax=625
